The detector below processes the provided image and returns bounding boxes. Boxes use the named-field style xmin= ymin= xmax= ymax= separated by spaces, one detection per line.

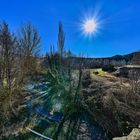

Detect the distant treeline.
xmin=43 ymin=51 xmax=136 ymax=69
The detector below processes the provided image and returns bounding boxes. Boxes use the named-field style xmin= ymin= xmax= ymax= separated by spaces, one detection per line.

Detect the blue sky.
xmin=0 ymin=0 xmax=140 ymax=57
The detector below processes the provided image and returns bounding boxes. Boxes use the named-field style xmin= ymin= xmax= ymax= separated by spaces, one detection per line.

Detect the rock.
xmin=77 ymin=121 xmax=91 ymax=140
xmin=113 ymin=128 xmax=140 ymax=140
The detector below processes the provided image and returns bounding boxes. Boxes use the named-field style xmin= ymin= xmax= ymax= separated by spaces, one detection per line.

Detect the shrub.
xmin=93 ymin=71 xmax=99 ymax=75
xmin=102 ymin=65 xmax=116 ymax=72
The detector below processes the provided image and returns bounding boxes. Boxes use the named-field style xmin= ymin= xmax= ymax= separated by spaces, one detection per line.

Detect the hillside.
xmin=43 ymin=51 xmax=137 ymax=69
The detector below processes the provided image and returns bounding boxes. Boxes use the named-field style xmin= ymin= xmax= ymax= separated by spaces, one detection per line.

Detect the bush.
xmin=102 ymin=65 xmax=116 ymax=72
xmin=93 ymin=71 xmax=99 ymax=75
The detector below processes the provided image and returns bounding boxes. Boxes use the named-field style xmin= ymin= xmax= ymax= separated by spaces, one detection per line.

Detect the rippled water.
xmin=25 ymin=82 xmax=111 ymax=140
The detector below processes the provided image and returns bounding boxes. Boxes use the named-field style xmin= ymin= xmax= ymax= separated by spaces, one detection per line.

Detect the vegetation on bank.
xmin=0 ymin=21 xmax=41 ymax=136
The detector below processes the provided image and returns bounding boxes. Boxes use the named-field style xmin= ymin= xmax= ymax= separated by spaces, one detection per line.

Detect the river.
xmin=24 ymin=82 xmax=111 ymax=140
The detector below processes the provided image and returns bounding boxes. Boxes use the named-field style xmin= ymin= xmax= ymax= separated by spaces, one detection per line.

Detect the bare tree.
xmin=129 ymin=70 xmax=140 ymax=96
xmin=128 ymin=70 xmax=140 ymax=125
xmin=19 ymin=22 xmax=41 ymax=76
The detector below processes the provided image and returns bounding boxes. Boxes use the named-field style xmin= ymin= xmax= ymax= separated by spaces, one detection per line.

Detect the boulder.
xmin=113 ymin=128 xmax=140 ymax=140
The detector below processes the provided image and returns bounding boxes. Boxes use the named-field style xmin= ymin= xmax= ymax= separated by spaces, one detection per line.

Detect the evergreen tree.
xmin=57 ymin=22 xmax=65 ymax=64
xmin=131 ymin=51 xmax=140 ymax=65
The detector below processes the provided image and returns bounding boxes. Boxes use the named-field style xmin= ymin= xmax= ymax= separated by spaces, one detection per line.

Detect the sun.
xmin=84 ymin=19 xmax=97 ymax=34
xmin=79 ymin=10 xmax=101 ymax=38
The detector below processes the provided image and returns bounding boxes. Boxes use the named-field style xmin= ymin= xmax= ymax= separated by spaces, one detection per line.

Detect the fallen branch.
xmin=26 ymin=127 xmax=53 ymax=140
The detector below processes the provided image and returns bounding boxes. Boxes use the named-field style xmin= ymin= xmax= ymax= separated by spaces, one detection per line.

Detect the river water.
xmin=24 ymin=82 xmax=111 ymax=140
